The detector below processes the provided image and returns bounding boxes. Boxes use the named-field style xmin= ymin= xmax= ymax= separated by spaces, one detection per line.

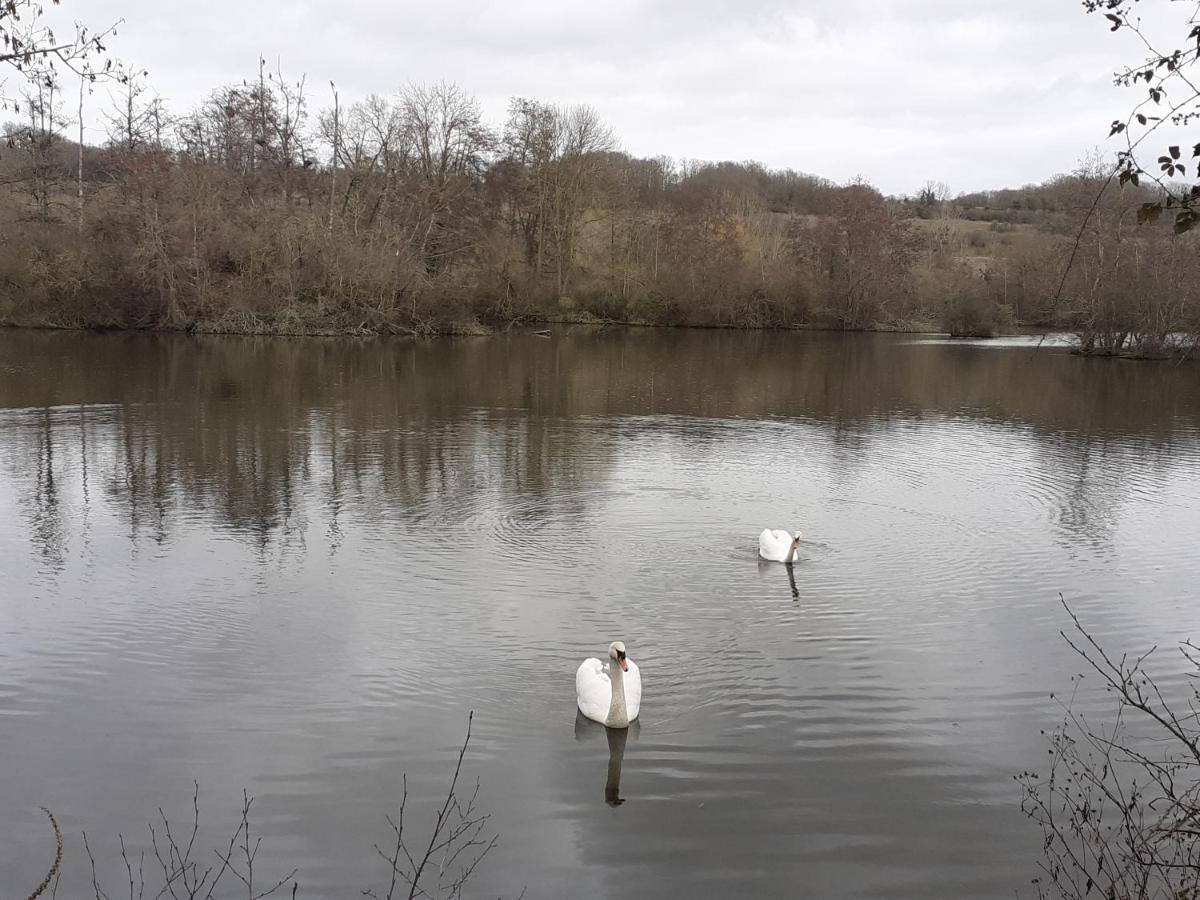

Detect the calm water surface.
xmin=2 ymin=329 xmax=1198 ymax=899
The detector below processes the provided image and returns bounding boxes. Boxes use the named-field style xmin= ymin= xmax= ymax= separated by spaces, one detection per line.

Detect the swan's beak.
xmin=618 ymin=656 xmax=628 ymax=672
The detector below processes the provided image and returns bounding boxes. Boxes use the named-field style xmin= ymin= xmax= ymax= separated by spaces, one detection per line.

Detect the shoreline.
xmin=7 ymin=315 xmax=1188 ymax=360
xmin=0 ymin=315 xmax=1039 ymax=340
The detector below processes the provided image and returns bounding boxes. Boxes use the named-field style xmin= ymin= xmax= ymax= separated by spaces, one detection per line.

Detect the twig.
xmin=1020 ymin=595 xmax=1200 ymax=899
xmin=372 ymin=711 xmax=499 ymax=900
xmin=83 ymin=831 xmax=112 ymax=900
xmin=25 ymin=807 xmax=63 ymax=900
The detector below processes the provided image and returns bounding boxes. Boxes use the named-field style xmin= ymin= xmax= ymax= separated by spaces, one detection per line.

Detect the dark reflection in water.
xmin=759 ymin=558 xmax=803 ymax=601
xmin=786 ymin=562 xmax=800 ymax=600
xmin=575 ymin=711 xmax=638 ymax=807
xmin=1 ymin=328 xmax=1199 ymax=899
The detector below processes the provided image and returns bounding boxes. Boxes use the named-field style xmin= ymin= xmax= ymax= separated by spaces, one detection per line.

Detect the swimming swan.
xmin=759 ymin=528 xmax=803 ymax=563
xmin=576 ymin=641 xmax=642 ymax=728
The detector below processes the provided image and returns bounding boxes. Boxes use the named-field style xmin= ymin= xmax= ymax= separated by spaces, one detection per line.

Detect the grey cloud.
xmin=47 ymin=0 xmax=1144 ymax=193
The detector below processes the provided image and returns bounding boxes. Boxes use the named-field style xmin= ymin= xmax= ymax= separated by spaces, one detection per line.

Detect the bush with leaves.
xmin=1086 ymin=0 xmax=1200 ymax=234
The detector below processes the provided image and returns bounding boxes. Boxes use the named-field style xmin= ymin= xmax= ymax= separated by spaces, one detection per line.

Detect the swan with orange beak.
xmin=576 ymin=641 xmax=642 ymax=728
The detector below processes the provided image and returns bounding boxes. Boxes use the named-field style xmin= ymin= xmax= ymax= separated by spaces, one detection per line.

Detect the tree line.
xmin=0 ymin=6 xmax=1198 ymax=355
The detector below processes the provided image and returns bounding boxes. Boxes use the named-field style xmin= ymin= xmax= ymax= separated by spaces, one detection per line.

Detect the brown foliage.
xmin=0 ymin=65 xmax=1197 ymax=341
xmin=801 ymin=185 xmax=917 ymax=328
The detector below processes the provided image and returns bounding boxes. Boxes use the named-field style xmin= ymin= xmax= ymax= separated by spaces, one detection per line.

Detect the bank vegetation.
xmin=1 ymin=35 xmax=1198 ymax=356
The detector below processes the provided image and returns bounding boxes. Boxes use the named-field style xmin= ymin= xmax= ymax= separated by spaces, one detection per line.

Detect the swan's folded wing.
xmin=624 ymin=659 xmax=642 ymax=721
xmin=759 ymin=528 xmax=790 ymax=561
xmin=758 ymin=528 xmax=774 ymax=560
xmin=575 ymin=658 xmax=611 ymax=723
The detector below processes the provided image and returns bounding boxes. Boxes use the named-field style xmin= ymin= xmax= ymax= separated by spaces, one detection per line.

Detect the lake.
xmin=2 ymin=328 xmax=1198 ymax=899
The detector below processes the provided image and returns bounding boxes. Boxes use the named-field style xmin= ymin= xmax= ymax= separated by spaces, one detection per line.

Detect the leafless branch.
xmin=370 ymin=711 xmax=500 ymax=900
xmin=25 ymin=807 xmax=63 ymax=900
xmin=1019 ymin=595 xmax=1200 ymax=900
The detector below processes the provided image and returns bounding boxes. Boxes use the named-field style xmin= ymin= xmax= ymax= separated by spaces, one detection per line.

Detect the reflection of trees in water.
xmin=323 ymin=412 xmax=345 ymax=555
xmin=111 ymin=413 xmax=172 ymax=545
xmin=309 ymin=410 xmax=612 ymax=531
xmin=827 ymin=422 xmax=874 ymax=487
xmin=1054 ymin=442 xmax=1120 ymax=553
xmin=1027 ymin=431 xmax=1178 ymax=555
xmin=0 ymin=329 xmax=1196 ymax=549
xmin=108 ymin=403 xmax=301 ymax=548
xmin=27 ymin=407 xmax=66 ymax=570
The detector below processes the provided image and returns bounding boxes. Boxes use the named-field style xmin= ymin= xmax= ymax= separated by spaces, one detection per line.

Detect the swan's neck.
xmin=605 ymin=663 xmax=629 ymax=728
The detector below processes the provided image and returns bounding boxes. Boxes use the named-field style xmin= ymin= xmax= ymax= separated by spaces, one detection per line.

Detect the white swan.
xmin=576 ymin=641 xmax=641 ymax=728
xmin=759 ymin=528 xmax=803 ymax=563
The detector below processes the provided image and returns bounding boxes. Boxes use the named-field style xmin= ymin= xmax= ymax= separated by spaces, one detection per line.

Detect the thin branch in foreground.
xmin=210 ymin=789 xmax=298 ymax=900
xmin=23 ymin=720 xmax=507 ymax=900
xmin=369 ymin=711 xmax=501 ymax=900
xmin=82 ymin=831 xmax=112 ymax=900
xmin=70 ymin=783 xmax=297 ymax=900
xmin=1018 ymin=595 xmax=1200 ymax=900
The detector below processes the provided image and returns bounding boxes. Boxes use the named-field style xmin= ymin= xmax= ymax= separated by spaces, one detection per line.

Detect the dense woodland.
xmin=1 ymin=66 xmax=1198 ymax=355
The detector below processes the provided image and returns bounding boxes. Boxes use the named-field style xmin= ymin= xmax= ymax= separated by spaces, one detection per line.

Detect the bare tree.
xmin=916 ymin=179 xmax=952 ymax=212
xmin=73 ymin=59 xmax=127 ymax=231
xmin=326 ymin=80 xmax=337 ymax=232
xmin=1053 ymin=157 xmax=1200 ymax=357
xmin=5 ymin=76 xmax=63 ymax=219
xmin=176 ymin=64 xmax=309 ymax=197
xmin=319 ymin=91 xmax=405 ymax=232
xmin=265 ymin=61 xmax=309 ymax=202
xmin=804 ymin=183 xmax=916 ymax=328
xmin=0 ymin=1 xmax=124 ymax=231
xmin=396 ymin=80 xmax=492 ymax=272
xmin=402 ymin=81 xmax=489 ymax=188
xmin=104 ymin=67 xmax=160 ymax=152
xmin=500 ymin=98 xmax=617 ymax=296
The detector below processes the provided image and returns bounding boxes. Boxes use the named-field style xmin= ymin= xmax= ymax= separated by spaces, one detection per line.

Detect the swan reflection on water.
xmin=574 ymin=709 xmax=639 ymax=807
xmin=757 ymin=558 xmax=800 ymax=600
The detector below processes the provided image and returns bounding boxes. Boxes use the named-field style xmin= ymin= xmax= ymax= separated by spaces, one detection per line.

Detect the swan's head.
xmin=608 ymin=641 xmax=629 ymax=672
xmin=791 ymin=531 xmax=803 ymax=547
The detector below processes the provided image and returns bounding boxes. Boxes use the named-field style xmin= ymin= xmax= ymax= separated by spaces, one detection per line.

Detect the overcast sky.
xmin=40 ymin=0 xmax=1170 ymax=195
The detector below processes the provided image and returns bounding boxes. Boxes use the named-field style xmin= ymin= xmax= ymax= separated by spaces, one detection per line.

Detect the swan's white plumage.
xmin=575 ymin=658 xmax=610 ymax=723
xmin=759 ymin=528 xmax=802 ymax=562
xmin=575 ymin=657 xmax=641 ymax=726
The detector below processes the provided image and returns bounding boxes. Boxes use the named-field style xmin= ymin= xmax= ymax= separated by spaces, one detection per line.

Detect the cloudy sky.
xmin=40 ymin=0 xmax=1170 ymax=195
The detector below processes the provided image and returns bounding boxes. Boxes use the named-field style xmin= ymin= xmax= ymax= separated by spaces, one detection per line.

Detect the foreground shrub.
xmin=1018 ymin=600 xmax=1200 ymax=900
